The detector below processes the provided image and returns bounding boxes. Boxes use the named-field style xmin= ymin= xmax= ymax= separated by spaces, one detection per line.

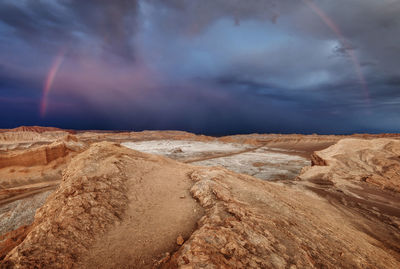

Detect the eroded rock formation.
xmin=1 ymin=140 xmax=399 ymax=268
xmin=164 ymin=167 xmax=400 ymax=268
xmin=0 ymin=140 xmax=77 ymax=169
xmin=301 ymin=138 xmax=400 ymax=192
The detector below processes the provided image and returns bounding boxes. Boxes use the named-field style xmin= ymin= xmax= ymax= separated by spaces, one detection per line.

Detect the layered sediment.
xmin=301 ymin=138 xmax=400 ymax=192
xmin=1 ymin=139 xmax=399 ymax=268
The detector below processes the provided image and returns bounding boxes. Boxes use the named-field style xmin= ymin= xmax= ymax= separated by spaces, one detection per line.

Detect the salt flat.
xmin=122 ymin=140 xmax=309 ymax=180
xmin=193 ymin=147 xmax=309 ymax=180
xmin=122 ymin=140 xmax=251 ymax=161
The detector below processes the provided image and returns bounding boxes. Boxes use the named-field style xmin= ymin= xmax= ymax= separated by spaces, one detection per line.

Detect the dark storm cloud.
xmin=61 ymin=0 xmax=139 ymax=59
xmin=0 ymin=1 xmax=74 ymax=49
xmin=154 ymin=0 xmax=281 ymax=25
xmin=0 ymin=0 xmax=139 ymax=58
xmin=0 ymin=3 xmax=37 ymax=34
xmin=386 ymin=77 xmax=400 ymax=87
xmin=0 ymin=0 xmax=399 ymax=133
xmin=319 ymin=0 xmax=400 ymax=74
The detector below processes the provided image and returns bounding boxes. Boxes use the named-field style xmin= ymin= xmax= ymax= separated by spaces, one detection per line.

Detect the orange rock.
xmin=176 ymin=235 xmax=184 ymax=246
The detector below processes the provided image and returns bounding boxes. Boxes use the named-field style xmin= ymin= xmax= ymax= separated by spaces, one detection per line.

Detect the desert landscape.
xmin=1 ymin=0 xmax=399 ymax=267
xmin=0 ymin=126 xmax=399 ymax=268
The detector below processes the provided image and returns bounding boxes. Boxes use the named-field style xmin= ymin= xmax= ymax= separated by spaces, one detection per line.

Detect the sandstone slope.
xmin=300 ymin=138 xmax=400 ymax=192
xmin=2 ymin=142 xmax=204 ymax=268
xmin=0 ymin=135 xmax=83 ymax=170
xmin=2 ymin=141 xmax=400 ymax=268
xmin=0 ymin=126 xmax=73 ymax=134
xmin=0 ymin=135 xmax=87 ymax=255
xmin=165 ymin=167 xmax=400 ymax=268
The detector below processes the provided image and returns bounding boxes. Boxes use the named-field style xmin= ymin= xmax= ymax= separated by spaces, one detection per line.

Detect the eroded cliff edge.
xmin=1 ymin=139 xmax=400 ymax=268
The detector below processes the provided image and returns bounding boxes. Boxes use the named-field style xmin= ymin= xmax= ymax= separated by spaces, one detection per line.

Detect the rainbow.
xmin=40 ymin=49 xmax=66 ymax=117
xmin=302 ymin=0 xmax=370 ymax=102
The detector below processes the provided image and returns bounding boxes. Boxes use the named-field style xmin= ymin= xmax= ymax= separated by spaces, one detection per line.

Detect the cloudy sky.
xmin=0 ymin=0 xmax=399 ymax=135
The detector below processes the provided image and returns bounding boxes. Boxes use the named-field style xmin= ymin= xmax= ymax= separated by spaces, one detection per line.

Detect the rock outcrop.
xmin=2 ymin=141 xmax=400 ymax=268
xmin=0 ymin=135 xmax=87 ymax=242
xmin=0 ymin=131 xmax=69 ymax=144
xmin=164 ymin=167 xmax=400 ymax=268
xmin=0 ymin=126 xmax=73 ymax=134
xmin=0 ymin=135 xmax=83 ymax=169
xmin=2 ymin=143 xmax=130 ymax=268
xmin=1 ymin=142 xmax=203 ymax=268
xmin=0 ymin=226 xmax=31 ymax=261
xmin=301 ymin=138 xmax=400 ymax=192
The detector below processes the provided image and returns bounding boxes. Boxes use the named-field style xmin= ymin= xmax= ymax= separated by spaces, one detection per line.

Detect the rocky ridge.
xmin=0 ymin=135 xmax=82 ymax=169
xmin=301 ymin=138 xmax=400 ymax=192
xmin=1 ymin=140 xmax=400 ymax=268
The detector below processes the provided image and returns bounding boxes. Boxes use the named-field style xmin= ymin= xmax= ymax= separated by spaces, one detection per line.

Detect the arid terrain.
xmin=0 ymin=127 xmax=400 ymax=268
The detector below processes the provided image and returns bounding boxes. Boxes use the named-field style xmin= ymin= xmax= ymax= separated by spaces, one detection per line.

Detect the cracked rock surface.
xmin=1 ymin=139 xmax=400 ymax=268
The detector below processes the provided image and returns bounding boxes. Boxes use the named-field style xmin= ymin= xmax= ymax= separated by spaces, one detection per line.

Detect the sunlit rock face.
xmin=1 ymin=129 xmax=400 ymax=268
xmin=2 ymin=139 xmax=400 ymax=268
xmin=301 ymin=138 xmax=400 ymax=192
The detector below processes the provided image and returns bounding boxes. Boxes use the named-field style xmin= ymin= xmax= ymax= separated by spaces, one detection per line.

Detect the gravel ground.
xmin=0 ymin=190 xmax=52 ymax=235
